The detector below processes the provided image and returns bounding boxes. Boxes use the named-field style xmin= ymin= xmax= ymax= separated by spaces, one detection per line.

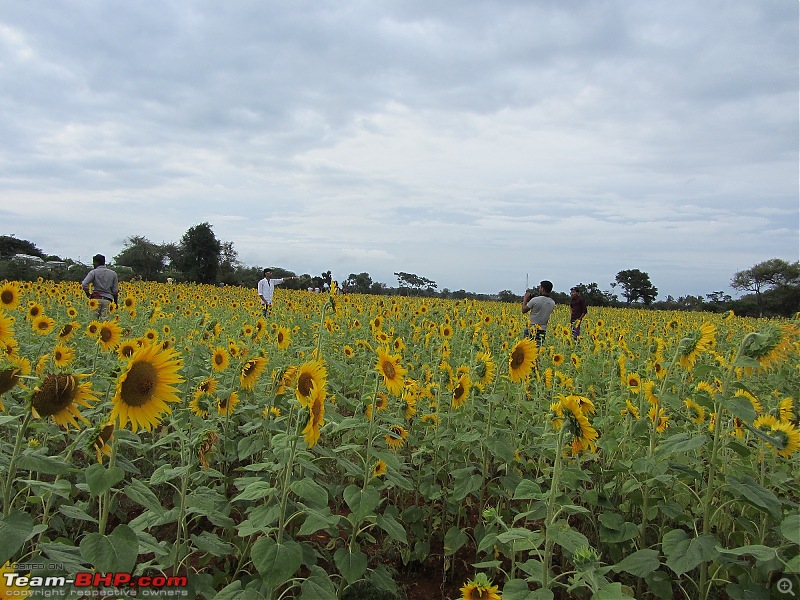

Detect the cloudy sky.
xmin=1 ymin=1 xmax=797 ymax=298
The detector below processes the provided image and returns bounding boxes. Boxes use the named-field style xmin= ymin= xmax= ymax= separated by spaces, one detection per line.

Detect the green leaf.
xmin=296 ymin=506 xmax=339 ymax=536
xmin=781 ymin=514 xmax=800 ymax=545
xmin=84 ymin=463 xmax=125 ymax=496
xmin=343 ymin=485 xmax=380 ymax=523
xmin=290 ymin=478 xmax=329 ymax=507
xmin=547 ymin=520 xmax=589 ymax=554
xmin=252 ymin=537 xmax=302 ymax=589
xmin=452 ymin=473 xmax=483 ymax=501
xmin=59 ymin=504 xmax=99 ymax=524
xmin=237 ymin=435 xmax=264 ymax=460
xmin=655 ymin=433 xmax=707 ymax=457
xmin=444 ymin=526 xmax=469 ymax=555
xmin=190 ymin=531 xmax=233 ymax=557
xmin=79 ymin=524 xmax=138 ymax=572
xmin=0 ymin=510 xmax=34 ymax=564
xmin=724 ymin=393 xmax=757 ymax=423
xmin=496 ymin=528 xmax=544 ymax=551
xmin=612 ymin=549 xmax=661 ymax=577
xmin=17 ymin=452 xmax=74 ymax=476
xmin=334 ymin=547 xmax=368 ymax=584
xmin=377 ymin=512 xmax=408 ymax=544
xmin=513 ymin=479 xmax=544 ymax=500
xmin=231 ymin=482 xmax=275 ymax=502
xmin=124 ymin=479 xmax=164 ymax=513
xmin=728 ymin=475 xmax=782 ymax=519
xmin=662 ymin=530 xmax=719 ymax=575
xmin=502 ymin=579 xmax=553 ymax=600
xmin=39 ymin=542 xmax=84 ymax=571
xmin=593 ymin=582 xmax=634 ymax=599
xmin=715 ymin=544 xmax=777 ymax=562
xmin=300 ymin=566 xmax=337 ymax=600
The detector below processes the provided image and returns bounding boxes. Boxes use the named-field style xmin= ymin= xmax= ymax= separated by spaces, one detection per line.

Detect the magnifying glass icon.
xmin=778 ymin=578 xmax=796 ymax=597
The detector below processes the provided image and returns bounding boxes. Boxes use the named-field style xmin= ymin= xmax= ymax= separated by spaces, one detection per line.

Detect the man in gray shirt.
xmin=522 ymin=280 xmax=556 ymax=346
xmin=82 ymin=254 xmax=119 ymax=320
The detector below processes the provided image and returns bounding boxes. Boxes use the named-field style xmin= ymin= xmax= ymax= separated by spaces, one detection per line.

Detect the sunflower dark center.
xmin=0 ymin=368 xmax=20 ymax=395
xmin=382 ymin=360 xmax=396 ymax=379
xmin=214 ymin=353 xmax=224 ymax=365
xmin=297 ymin=372 xmax=313 ymax=396
xmin=243 ymin=361 xmax=256 ymax=376
xmin=277 ymin=332 xmax=284 ymax=343
xmin=32 ymin=374 xmax=75 ymax=416
xmin=100 ymin=327 xmax=113 ymax=342
xmin=510 ymin=348 xmax=525 ymax=368
xmin=120 ymin=361 xmax=157 ymax=407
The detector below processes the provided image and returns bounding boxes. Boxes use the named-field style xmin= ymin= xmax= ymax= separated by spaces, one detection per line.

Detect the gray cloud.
xmin=0 ymin=0 xmax=796 ymax=297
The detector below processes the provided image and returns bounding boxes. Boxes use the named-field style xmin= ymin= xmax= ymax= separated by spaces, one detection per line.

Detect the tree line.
xmin=1 ymin=227 xmax=798 ymax=318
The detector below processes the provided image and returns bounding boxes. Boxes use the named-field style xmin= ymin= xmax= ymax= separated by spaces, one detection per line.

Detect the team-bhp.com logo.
xmin=3 ymin=569 xmax=188 ymax=597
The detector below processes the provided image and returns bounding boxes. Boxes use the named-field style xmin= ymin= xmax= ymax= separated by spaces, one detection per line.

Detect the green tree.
xmin=217 ymin=241 xmax=241 ymax=285
xmin=731 ymin=258 xmax=800 ymax=317
xmin=176 ymin=223 xmax=222 ymax=284
xmin=344 ymin=272 xmax=374 ymax=294
xmin=395 ymin=272 xmax=437 ymax=296
xmin=573 ymin=282 xmax=616 ymax=307
xmin=113 ymin=236 xmax=169 ymax=280
xmin=0 ymin=235 xmax=45 ymax=259
xmin=613 ymin=269 xmax=658 ymax=306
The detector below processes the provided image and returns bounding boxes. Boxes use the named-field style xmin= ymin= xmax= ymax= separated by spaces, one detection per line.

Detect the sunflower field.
xmin=0 ymin=278 xmax=798 ymax=600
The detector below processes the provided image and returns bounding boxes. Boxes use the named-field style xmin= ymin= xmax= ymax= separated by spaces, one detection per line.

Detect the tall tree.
xmin=395 ymin=272 xmax=437 ymax=296
xmin=731 ymin=258 xmax=800 ymax=317
xmin=344 ymin=272 xmax=373 ymax=294
xmin=176 ymin=222 xmax=222 ymax=284
xmin=0 ymin=235 xmax=45 ymax=259
xmin=613 ymin=269 xmax=658 ymax=305
xmin=113 ymin=236 xmax=169 ymax=280
xmin=217 ymin=241 xmax=241 ymax=285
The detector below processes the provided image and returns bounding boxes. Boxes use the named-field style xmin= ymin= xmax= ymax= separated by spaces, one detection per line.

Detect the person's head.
xmin=539 ymin=280 xmax=553 ymax=295
xmin=93 ymin=254 xmax=105 ymax=267
xmin=263 ymin=268 xmax=272 ymax=278
xmin=570 ymin=287 xmax=581 ymax=298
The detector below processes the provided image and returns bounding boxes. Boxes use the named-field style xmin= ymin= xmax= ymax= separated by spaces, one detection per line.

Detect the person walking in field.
xmin=258 ymin=268 xmax=297 ymax=316
xmin=82 ymin=254 xmax=118 ymax=320
xmin=570 ymin=286 xmax=588 ymax=340
xmin=522 ymin=280 xmax=556 ymax=346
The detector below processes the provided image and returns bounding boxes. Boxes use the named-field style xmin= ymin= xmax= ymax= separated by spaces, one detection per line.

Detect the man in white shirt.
xmin=522 ymin=280 xmax=556 ymax=346
xmin=257 ymin=268 xmax=297 ymax=316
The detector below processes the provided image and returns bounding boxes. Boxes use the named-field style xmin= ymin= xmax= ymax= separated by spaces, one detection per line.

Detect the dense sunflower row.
xmin=0 ymin=278 xmax=798 ymax=599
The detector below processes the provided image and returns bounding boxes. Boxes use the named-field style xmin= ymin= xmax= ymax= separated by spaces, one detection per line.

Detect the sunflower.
xmin=372 ymin=459 xmax=387 ymax=478
xmin=85 ymin=321 xmax=101 ymax=338
xmin=26 ymin=302 xmax=44 ymax=321
xmin=189 ymin=394 xmax=212 ymax=418
xmin=401 ymin=388 xmax=417 ymax=420
xmin=117 ymin=340 xmax=139 ymax=360
xmin=385 ymin=425 xmax=408 ymax=450
xmin=240 ymin=356 xmax=268 ymax=391
xmin=111 ymin=343 xmax=185 ymax=432
xmin=0 ymin=283 xmax=21 ymax=310
xmin=276 ymin=327 xmax=291 ymax=351
xmin=0 ymin=365 xmax=22 ymax=400
xmin=766 ymin=420 xmax=800 ymax=458
xmin=459 ymin=573 xmax=501 ymax=600
xmin=560 ymin=395 xmax=599 ymax=453
xmin=552 ymin=353 xmax=565 ymax=367
xmin=31 ymin=373 xmax=98 ymax=429
xmin=0 ymin=312 xmax=15 ymax=345
xmin=97 ymin=321 xmax=123 ymax=351
xmin=740 ymin=323 xmax=798 ymax=371
xmin=295 ymin=359 xmax=328 ymax=407
xmin=508 ymin=338 xmax=537 ymax=382
xmin=451 ymin=374 xmax=471 ymax=409
xmin=343 ymin=345 xmax=355 ymax=359
xmin=301 ymin=383 xmax=325 ymax=448
xmin=643 ymin=381 xmax=659 ymax=405
xmin=217 ymin=392 xmax=240 ymax=416
xmin=375 ymin=392 xmax=390 ymax=412
xmin=52 ymin=343 xmax=75 ymax=368
xmin=473 ymin=351 xmax=496 ymax=390
xmin=197 ymin=429 xmax=220 ymax=468
xmin=627 ymin=373 xmax=641 ymax=393
xmin=648 ymin=405 xmax=670 ymax=433
xmin=32 ymin=314 xmax=56 ymax=336
xmin=678 ymin=322 xmax=716 ymax=370
xmin=375 ymin=347 xmax=407 ymax=396
xmin=440 ymin=323 xmax=453 ymax=339
xmin=778 ymin=397 xmax=794 ymax=423
xmin=91 ymin=423 xmax=115 ymax=463
xmin=210 ymin=346 xmax=230 ymax=372
xmin=620 ymin=399 xmax=640 ymax=419
xmin=734 ymin=389 xmax=763 ymax=415
xmin=420 ymin=413 xmax=439 ymax=426
xmin=683 ymin=399 xmax=705 ymax=424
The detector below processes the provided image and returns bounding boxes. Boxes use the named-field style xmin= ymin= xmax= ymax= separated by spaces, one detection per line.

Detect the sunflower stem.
xmin=97 ymin=416 xmax=121 ymax=536
xmin=362 ymin=374 xmax=381 ymax=489
xmin=3 ymin=408 xmax=34 ymax=516
xmin=543 ymin=425 xmax=567 ymax=589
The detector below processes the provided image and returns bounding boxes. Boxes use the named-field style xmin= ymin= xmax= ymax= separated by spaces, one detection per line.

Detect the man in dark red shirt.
xmin=570 ymin=287 xmax=588 ymax=340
